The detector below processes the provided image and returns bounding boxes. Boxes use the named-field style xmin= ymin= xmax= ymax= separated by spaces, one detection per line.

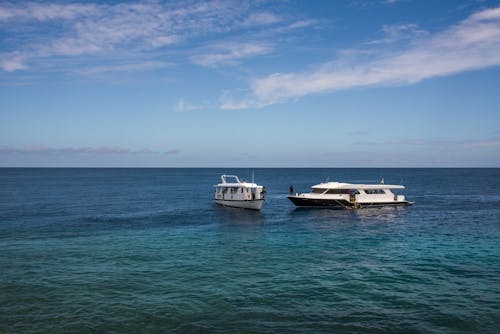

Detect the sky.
xmin=1 ymin=0 xmax=500 ymax=167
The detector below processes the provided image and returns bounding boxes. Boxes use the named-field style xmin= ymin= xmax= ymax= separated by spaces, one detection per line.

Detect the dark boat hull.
xmin=287 ymin=196 xmax=412 ymax=209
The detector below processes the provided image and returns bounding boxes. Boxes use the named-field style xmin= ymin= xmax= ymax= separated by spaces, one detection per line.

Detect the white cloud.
xmin=246 ymin=6 xmax=500 ymax=106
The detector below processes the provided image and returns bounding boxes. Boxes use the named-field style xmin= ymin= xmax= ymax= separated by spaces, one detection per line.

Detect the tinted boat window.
xmin=326 ymin=189 xmax=349 ymax=194
xmin=312 ymin=188 xmax=327 ymax=194
xmin=365 ymin=189 xmax=386 ymax=194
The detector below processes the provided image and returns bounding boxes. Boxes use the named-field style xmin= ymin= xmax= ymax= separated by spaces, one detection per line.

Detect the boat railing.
xmin=221 ymin=175 xmax=241 ymax=184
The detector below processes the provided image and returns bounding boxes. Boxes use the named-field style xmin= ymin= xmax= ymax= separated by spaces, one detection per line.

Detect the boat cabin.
xmin=214 ymin=175 xmax=265 ymax=201
xmin=309 ymin=182 xmax=406 ymax=203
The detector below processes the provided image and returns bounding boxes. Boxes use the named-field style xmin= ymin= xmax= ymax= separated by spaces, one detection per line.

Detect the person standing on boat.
xmin=289 ymin=185 xmax=294 ymax=195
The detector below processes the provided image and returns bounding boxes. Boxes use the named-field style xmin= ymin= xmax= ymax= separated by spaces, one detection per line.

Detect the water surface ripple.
xmin=1 ymin=168 xmax=499 ymax=333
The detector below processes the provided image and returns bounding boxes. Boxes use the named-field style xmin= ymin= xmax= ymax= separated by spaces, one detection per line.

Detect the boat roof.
xmin=215 ymin=182 xmax=261 ymax=188
xmin=214 ymin=174 xmax=262 ymax=188
xmin=312 ymin=181 xmax=405 ymax=190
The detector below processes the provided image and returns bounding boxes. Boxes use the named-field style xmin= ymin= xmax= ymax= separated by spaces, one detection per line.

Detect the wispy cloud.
xmin=463 ymin=140 xmax=500 ymax=148
xmin=0 ymin=53 xmax=27 ymax=72
xmin=287 ymin=19 xmax=318 ymax=29
xmin=164 ymin=149 xmax=180 ymax=155
xmin=354 ymin=138 xmax=500 ymax=148
xmin=175 ymin=98 xmax=206 ymax=112
xmin=218 ymin=88 xmax=264 ymax=110
xmin=0 ymin=1 xmax=287 ymax=73
xmin=0 ymin=145 xmax=178 ymax=155
xmin=191 ymin=42 xmax=272 ymax=67
xmin=240 ymin=12 xmax=281 ymax=27
xmin=225 ymin=6 xmax=500 ymax=108
xmin=0 ymin=2 xmax=98 ymax=21
xmin=367 ymin=23 xmax=427 ymax=45
xmin=73 ymin=61 xmax=171 ymax=76
xmin=320 ymin=137 xmax=500 ymax=166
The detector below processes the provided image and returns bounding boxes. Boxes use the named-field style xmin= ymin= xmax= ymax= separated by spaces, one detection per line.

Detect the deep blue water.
xmin=1 ymin=168 xmax=500 ymax=333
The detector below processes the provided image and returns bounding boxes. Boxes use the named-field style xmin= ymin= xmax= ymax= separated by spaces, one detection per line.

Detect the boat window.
xmin=326 ymin=189 xmax=350 ymax=194
xmin=365 ymin=189 xmax=386 ymax=194
xmin=224 ymin=176 xmax=239 ymax=183
xmin=312 ymin=188 xmax=327 ymax=194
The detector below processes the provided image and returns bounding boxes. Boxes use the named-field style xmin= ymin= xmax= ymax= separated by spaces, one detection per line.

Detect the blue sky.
xmin=1 ymin=0 xmax=500 ymax=167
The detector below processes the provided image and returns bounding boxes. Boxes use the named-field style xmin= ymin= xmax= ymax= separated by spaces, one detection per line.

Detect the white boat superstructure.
xmin=288 ymin=181 xmax=412 ymax=209
xmin=214 ymin=175 xmax=266 ymax=210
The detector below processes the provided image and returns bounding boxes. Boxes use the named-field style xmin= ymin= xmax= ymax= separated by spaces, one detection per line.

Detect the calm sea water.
xmin=1 ymin=168 xmax=499 ymax=333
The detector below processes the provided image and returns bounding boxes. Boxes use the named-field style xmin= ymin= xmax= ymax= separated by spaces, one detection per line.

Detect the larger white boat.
xmin=214 ymin=175 xmax=266 ymax=210
xmin=288 ymin=181 xmax=412 ymax=209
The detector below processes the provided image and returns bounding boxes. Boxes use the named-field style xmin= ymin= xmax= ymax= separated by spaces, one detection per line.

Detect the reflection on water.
xmin=214 ymin=205 xmax=264 ymax=225
xmin=352 ymin=206 xmax=407 ymax=220
xmin=290 ymin=205 xmax=409 ymax=224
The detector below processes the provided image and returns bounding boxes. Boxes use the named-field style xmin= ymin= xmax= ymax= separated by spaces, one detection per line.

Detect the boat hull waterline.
xmin=214 ymin=199 xmax=264 ymax=210
xmin=287 ymin=196 xmax=412 ymax=209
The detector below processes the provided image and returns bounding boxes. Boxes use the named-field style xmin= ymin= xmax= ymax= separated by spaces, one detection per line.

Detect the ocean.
xmin=1 ymin=168 xmax=499 ymax=333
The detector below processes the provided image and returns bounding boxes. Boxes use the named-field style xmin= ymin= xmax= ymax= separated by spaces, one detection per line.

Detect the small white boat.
xmin=214 ymin=175 xmax=266 ymax=210
xmin=288 ymin=180 xmax=412 ymax=209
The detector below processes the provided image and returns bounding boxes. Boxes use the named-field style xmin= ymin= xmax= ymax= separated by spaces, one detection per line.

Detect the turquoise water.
xmin=1 ymin=168 xmax=499 ymax=333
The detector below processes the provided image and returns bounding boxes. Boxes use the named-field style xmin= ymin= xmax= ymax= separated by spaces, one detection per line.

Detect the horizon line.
xmin=1 ymin=166 xmax=499 ymax=169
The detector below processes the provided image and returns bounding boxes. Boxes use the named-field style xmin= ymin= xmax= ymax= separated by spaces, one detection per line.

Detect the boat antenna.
xmin=252 ymin=171 xmax=254 ymax=183
xmin=324 ymin=176 xmax=329 ymax=183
